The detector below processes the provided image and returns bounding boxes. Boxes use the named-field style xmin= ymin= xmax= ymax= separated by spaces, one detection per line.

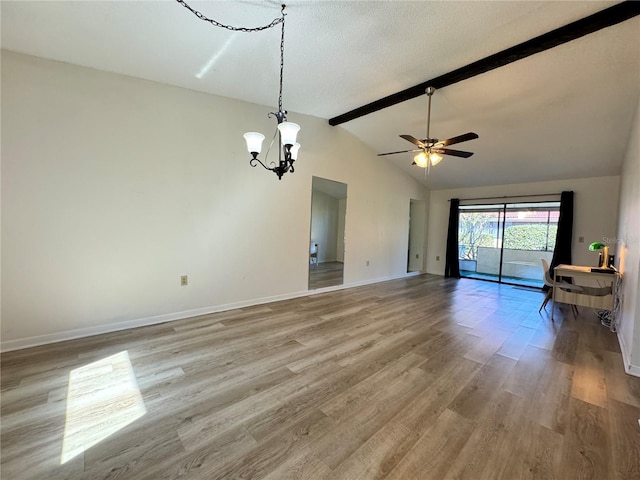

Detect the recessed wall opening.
xmin=408 ymin=199 xmax=426 ymax=273
xmin=309 ymin=177 xmax=347 ymax=290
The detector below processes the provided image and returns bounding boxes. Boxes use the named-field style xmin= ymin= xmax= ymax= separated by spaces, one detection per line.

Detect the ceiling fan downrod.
xmin=425 ymin=86 xmax=435 ymax=143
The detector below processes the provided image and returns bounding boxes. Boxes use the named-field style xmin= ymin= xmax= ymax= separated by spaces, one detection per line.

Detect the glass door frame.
xmin=458 ymin=200 xmax=560 ymax=287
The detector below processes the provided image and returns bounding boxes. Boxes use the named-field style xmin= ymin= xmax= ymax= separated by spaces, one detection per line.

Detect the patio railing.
xmin=459 ymin=246 xmax=553 ymax=283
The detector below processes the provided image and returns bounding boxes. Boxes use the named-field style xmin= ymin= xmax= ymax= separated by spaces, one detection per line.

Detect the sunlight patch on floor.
xmin=60 ymin=351 xmax=146 ymax=464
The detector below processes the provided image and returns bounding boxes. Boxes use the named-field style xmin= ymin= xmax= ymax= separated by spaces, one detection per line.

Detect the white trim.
xmin=1 ymin=271 xmax=422 ymax=352
xmin=617 ymin=329 xmax=640 ymax=377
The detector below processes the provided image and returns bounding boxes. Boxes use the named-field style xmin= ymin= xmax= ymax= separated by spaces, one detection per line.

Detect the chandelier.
xmin=177 ymin=1 xmax=300 ymax=180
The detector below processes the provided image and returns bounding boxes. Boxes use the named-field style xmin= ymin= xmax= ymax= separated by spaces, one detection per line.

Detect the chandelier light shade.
xmin=290 ymin=143 xmax=301 ymax=161
xmin=277 ymin=122 xmax=300 ymax=147
xmin=177 ymin=1 xmax=300 ymax=180
xmin=243 ymin=132 xmax=266 ymax=155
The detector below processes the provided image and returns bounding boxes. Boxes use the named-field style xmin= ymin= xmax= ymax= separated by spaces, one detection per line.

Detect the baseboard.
xmin=1 ymin=271 xmax=424 ymax=353
xmin=617 ymin=329 xmax=640 ymax=377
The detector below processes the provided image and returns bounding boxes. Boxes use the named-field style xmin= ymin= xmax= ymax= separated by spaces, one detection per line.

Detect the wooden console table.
xmin=551 ymin=264 xmax=620 ymax=328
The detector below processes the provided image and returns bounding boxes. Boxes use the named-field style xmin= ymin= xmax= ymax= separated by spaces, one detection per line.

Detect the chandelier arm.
xmin=268 ymin=111 xmax=287 ymax=124
xmin=250 ymin=156 xmax=276 ymax=172
xmin=262 ymin=124 xmax=279 ymax=167
xmin=176 ymin=0 xmax=284 ymax=32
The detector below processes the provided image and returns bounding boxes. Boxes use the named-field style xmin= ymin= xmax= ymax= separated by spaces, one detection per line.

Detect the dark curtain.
xmin=546 ymin=191 xmax=574 ymax=289
xmin=550 ymin=191 xmax=574 ymax=270
xmin=444 ymin=198 xmax=461 ymax=278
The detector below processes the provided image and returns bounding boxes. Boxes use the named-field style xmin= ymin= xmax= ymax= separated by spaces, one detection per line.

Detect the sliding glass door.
xmin=458 ymin=204 xmax=504 ymax=282
xmin=458 ymin=201 xmax=559 ymax=287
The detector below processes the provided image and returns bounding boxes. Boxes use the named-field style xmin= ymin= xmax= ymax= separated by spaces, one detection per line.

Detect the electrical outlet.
xmin=180 ymin=275 xmax=188 ymax=286
xmin=415 ymin=254 xmax=419 ymax=259
xmin=436 ymin=255 xmax=440 ymax=261
xmin=578 ymin=236 xmax=584 ymax=243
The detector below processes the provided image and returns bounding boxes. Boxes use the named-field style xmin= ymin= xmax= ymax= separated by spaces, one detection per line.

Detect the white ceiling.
xmin=2 ymin=1 xmax=639 ymax=189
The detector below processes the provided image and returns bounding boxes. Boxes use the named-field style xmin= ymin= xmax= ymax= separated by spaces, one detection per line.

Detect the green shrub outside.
xmin=503 ymin=224 xmax=557 ymax=251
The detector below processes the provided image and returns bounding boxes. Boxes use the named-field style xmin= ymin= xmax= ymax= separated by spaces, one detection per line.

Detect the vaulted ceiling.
xmin=2 ymin=1 xmax=639 ymax=189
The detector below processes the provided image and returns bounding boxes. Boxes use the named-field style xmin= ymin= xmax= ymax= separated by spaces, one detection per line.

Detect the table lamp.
xmin=589 ymin=242 xmax=609 ymax=268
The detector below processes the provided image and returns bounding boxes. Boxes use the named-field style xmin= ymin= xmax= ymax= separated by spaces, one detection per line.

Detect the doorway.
xmin=458 ymin=201 xmax=560 ymax=287
xmin=309 ymin=177 xmax=347 ymax=289
xmin=407 ymin=199 xmax=426 ymax=272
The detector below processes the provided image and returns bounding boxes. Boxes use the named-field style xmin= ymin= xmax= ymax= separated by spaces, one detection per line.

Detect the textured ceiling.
xmin=2 ymin=1 xmax=639 ymax=189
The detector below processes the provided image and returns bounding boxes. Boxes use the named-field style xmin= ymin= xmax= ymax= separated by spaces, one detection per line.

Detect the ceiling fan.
xmin=378 ymin=86 xmax=478 ymax=170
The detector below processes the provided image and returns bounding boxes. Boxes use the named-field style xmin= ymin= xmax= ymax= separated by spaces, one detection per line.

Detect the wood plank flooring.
xmin=2 ymin=275 xmax=640 ymax=479
xmin=309 ymin=261 xmax=344 ymax=289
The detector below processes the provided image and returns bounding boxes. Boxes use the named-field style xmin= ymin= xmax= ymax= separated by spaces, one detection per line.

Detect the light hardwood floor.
xmin=309 ymin=261 xmax=344 ymax=289
xmin=2 ymin=275 xmax=639 ymax=479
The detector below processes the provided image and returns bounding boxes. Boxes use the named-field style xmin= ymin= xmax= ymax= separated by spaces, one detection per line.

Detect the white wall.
xmin=616 ymin=95 xmax=640 ymax=376
xmin=0 ymin=51 xmax=428 ymax=349
xmin=426 ymin=176 xmax=621 ymax=275
xmin=310 ymin=190 xmax=339 ymax=263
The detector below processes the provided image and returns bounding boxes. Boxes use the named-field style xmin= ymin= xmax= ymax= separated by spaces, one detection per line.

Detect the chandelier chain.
xmin=278 ymin=5 xmax=285 ymax=113
xmin=176 ymin=1 xmax=287 ymax=112
xmin=178 ymin=0 xmax=297 ymax=180
xmin=176 ymin=0 xmax=284 ymax=32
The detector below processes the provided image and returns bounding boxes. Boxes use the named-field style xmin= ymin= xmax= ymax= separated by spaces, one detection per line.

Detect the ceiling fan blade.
xmin=433 ymin=148 xmax=474 ymax=158
xmin=436 ymin=132 xmax=479 ymax=147
xmin=378 ymin=148 xmax=421 ymax=156
xmin=399 ymin=135 xmax=425 ymax=147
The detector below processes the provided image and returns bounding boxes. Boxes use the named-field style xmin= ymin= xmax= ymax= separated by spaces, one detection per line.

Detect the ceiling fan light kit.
xmin=177 ymin=1 xmax=300 ymax=180
xmin=414 ymin=151 xmax=442 ymax=168
xmin=378 ymin=86 xmax=478 ymax=173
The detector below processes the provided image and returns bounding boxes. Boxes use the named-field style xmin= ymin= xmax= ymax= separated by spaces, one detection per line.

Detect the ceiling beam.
xmin=328 ymin=1 xmax=640 ymax=126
